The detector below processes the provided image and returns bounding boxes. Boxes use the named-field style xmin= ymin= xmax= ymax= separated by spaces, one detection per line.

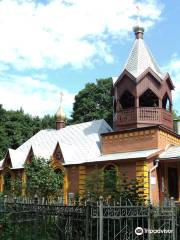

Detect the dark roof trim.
xmin=63 ymin=157 xmax=146 ymax=166
xmin=136 ymin=67 xmax=162 ymax=84
xmin=163 ymin=73 xmax=175 ymax=90
xmin=158 ymin=157 xmax=180 ymax=161
xmin=114 ymin=69 xmax=136 ymax=87
xmin=114 ymin=67 xmax=163 ymax=87
xmin=101 ymin=125 xmax=180 ymax=139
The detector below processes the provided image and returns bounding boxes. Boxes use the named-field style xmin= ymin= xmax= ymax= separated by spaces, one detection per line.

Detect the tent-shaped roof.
xmin=124 ymin=38 xmax=163 ymax=79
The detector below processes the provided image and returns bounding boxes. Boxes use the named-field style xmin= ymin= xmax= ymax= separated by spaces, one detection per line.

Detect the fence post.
xmin=147 ymin=201 xmax=153 ymax=240
xmin=99 ymin=196 xmax=103 ymax=240
xmin=3 ymin=195 xmax=7 ymax=210
xmin=85 ymin=193 xmax=91 ymax=240
xmin=34 ymin=195 xmax=38 ymax=240
xmin=170 ymin=197 xmax=176 ymax=240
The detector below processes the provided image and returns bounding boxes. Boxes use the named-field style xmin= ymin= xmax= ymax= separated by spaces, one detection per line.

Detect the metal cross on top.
xmin=136 ymin=5 xmax=141 ymax=26
xmin=60 ymin=92 xmax=64 ymax=104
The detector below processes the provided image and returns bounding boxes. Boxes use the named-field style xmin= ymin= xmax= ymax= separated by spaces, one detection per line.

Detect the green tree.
xmin=104 ymin=168 xmax=118 ymax=194
xmin=41 ymin=114 xmax=56 ymax=129
xmin=71 ymin=78 xmax=113 ymax=126
xmin=0 ymin=105 xmax=55 ymax=160
xmin=0 ymin=105 xmax=9 ymax=159
xmin=0 ymin=126 xmax=9 ymax=160
xmin=25 ymin=157 xmax=64 ymax=199
xmin=85 ymin=169 xmax=104 ymax=199
xmin=173 ymin=110 xmax=180 ymax=119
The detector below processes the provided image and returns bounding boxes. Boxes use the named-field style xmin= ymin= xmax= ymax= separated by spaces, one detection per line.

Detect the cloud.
xmin=0 ymin=0 xmax=164 ymax=117
xmin=0 ymin=73 xmax=75 ymax=117
xmin=0 ymin=0 xmax=163 ymax=70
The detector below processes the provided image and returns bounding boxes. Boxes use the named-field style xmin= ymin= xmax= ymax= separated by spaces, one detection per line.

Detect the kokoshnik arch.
xmin=0 ymin=20 xmax=180 ymax=204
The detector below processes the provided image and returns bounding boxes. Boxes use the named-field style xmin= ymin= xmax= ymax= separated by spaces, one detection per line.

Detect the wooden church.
xmin=0 ymin=23 xmax=180 ymax=204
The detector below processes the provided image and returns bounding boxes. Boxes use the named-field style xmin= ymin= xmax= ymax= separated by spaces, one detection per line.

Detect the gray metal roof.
xmin=95 ymin=148 xmax=161 ymax=163
xmin=0 ymin=119 xmax=112 ymax=169
xmin=0 ymin=160 xmax=3 ymax=168
xmin=124 ymin=38 xmax=163 ymax=78
xmin=159 ymin=146 xmax=180 ymax=159
xmin=8 ymin=149 xmax=27 ymax=169
xmin=63 ymin=148 xmax=161 ymax=165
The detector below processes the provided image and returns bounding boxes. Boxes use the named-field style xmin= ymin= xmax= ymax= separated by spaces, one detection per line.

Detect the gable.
xmin=163 ymin=75 xmax=175 ymax=91
xmin=53 ymin=143 xmax=64 ymax=163
xmin=25 ymin=147 xmax=34 ymax=164
xmin=3 ymin=152 xmax=12 ymax=169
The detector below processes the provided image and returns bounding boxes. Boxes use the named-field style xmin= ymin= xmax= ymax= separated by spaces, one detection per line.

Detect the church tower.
xmin=113 ymin=22 xmax=174 ymax=131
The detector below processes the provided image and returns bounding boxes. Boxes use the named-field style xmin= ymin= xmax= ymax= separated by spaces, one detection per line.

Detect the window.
xmin=13 ymin=173 xmax=22 ymax=196
xmin=54 ymin=168 xmax=63 ymax=175
xmin=162 ymin=93 xmax=171 ymax=111
xmin=139 ymin=89 xmax=159 ymax=107
xmin=104 ymin=165 xmax=117 ymax=192
xmin=113 ymin=100 xmax=117 ymax=113
xmin=120 ymin=91 xmax=135 ymax=109
xmin=3 ymin=172 xmax=11 ymax=193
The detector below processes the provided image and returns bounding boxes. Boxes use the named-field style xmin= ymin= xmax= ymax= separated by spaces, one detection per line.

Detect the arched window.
xmin=162 ymin=94 xmax=171 ymax=112
xmin=13 ymin=173 xmax=22 ymax=196
xmin=139 ymin=89 xmax=159 ymax=107
xmin=54 ymin=168 xmax=64 ymax=190
xmin=3 ymin=172 xmax=11 ymax=193
xmin=119 ymin=91 xmax=135 ymax=109
xmin=54 ymin=168 xmax=63 ymax=175
xmin=104 ymin=165 xmax=117 ymax=192
xmin=113 ymin=99 xmax=117 ymax=113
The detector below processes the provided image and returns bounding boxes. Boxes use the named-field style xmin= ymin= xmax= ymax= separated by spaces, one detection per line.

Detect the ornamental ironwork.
xmin=0 ymin=196 xmax=178 ymax=240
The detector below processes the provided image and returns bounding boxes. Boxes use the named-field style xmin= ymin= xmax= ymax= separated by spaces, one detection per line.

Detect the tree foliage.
xmin=85 ymin=169 xmax=145 ymax=204
xmin=71 ymin=78 xmax=113 ymax=126
xmin=0 ymin=104 xmax=55 ymax=160
xmin=173 ymin=110 xmax=180 ymax=120
xmin=25 ymin=157 xmax=64 ymax=199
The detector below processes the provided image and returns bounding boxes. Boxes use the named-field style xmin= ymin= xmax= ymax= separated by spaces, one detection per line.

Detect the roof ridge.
xmin=143 ymin=40 xmax=162 ymax=74
xmin=137 ymin=39 xmax=140 ymax=75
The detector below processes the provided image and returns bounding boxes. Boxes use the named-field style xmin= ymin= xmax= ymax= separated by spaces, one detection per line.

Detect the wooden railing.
xmin=117 ymin=108 xmax=136 ymax=123
xmin=162 ymin=108 xmax=173 ymax=129
xmin=114 ymin=107 xmax=173 ymax=129
xmin=138 ymin=107 xmax=161 ymax=122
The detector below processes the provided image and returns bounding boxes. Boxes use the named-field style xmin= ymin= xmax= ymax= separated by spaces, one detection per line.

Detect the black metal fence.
xmin=176 ymin=204 xmax=180 ymax=238
xmin=0 ymin=196 xmax=179 ymax=240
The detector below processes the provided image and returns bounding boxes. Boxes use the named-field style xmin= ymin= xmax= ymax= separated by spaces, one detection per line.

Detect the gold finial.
xmin=56 ymin=92 xmax=66 ymax=121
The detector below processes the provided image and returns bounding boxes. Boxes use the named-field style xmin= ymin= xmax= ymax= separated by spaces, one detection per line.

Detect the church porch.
xmin=157 ymin=159 xmax=180 ymax=203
